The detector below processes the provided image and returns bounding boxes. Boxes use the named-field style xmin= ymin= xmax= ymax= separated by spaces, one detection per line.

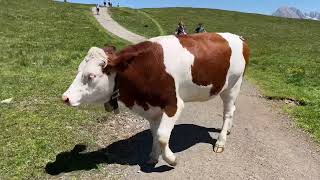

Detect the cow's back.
xmin=149 ymin=33 xmax=248 ymax=102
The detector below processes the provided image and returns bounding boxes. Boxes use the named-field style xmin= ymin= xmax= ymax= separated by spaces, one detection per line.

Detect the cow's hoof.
xmin=163 ymin=156 xmax=178 ymax=166
xmin=167 ymin=157 xmax=178 ymax=166
xmin=214 ymin=145 xmax=225 ymax=153
xmin=146 ymin=158 xmax=158 ymax=165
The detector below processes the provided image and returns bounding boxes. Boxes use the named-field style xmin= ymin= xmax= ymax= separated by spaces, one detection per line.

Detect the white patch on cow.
xmin=149 ymin=36 xmax=194 ymax=82
xmin=217 ymin=33 xmax=246 ymax=90
xmin=179 ymin=82 xmax=214 ymax=102
xmin=149 ymin=36 xmax=213 ymax=102
xmin=157 ymin=97 xmax=184 ymax=165
xmin=131 ymin=103 xmax=162 ymax=121
xmin=63 ymin=47 xmax=116 ymax=106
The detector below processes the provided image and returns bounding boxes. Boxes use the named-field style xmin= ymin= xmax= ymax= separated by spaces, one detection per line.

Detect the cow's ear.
xmin=103 ymin=45 xmax=116 ymax=55
xmin=106 ymin=52 xmax=137 ymax=72
xmin=102 ymin=45 xmax=117 ymax=68
xmin=105 ymin=44 xmax=143 ymax=71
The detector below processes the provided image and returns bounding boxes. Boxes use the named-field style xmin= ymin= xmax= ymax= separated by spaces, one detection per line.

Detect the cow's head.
xmin=62 ymin=46 xmax=117 ymax=106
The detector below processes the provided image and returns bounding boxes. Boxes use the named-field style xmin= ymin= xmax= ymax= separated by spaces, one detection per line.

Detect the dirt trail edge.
xmin=92 ymin=7 xmax=320 ymax=180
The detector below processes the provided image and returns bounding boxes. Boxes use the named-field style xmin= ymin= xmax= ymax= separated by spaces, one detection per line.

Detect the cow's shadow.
xmin=45 ymin=124 xmax=219 ymax=175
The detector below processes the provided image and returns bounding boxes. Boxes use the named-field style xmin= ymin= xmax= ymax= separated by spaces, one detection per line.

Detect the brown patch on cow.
xmin=177 ymin=33 xmax=232 ymax=95
xmin=104 ymin=41 xmax=177 ymax=117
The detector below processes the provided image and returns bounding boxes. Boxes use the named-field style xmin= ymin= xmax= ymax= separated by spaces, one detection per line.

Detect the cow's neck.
xmin=104 ymin=73 xmax=120 ymax=113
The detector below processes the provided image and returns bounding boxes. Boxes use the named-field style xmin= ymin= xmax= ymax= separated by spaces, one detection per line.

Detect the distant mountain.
xmin=272 ymin=6 xmax=320 ymax=21
xmin=306 ymin=11 xmax=320 ymax=20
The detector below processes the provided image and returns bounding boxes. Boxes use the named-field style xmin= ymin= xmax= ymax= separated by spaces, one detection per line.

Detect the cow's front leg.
xmin=147 ymin=118 xmax=161 ymax=165
xmin=157 ymin=98 xmax=184 ymax=166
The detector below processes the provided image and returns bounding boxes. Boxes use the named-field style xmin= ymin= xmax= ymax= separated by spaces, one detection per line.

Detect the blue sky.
xmin=63 ymin=0 xmax=320 ymax=15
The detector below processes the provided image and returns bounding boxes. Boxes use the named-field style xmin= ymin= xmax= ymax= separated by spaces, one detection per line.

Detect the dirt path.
xmin=92 ymin=7 xmax=320 ymax=180
xmin=92 ymin=7 xmax=146 ymax=43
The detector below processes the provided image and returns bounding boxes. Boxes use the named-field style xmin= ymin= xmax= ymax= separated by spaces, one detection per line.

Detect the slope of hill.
xmin=111 ymin=7 xmax=320 ymax=142
xmin=0 ymin=1 xmax=128 ymax=179
xmin=109 ymin=7 xmax=161 ymax=38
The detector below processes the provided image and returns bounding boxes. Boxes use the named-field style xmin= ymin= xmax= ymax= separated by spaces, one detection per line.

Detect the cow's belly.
xmin=129 ymin=102 xmax=163 ymax=120
xmin=179 ymin=81 xmax=215 ymax=102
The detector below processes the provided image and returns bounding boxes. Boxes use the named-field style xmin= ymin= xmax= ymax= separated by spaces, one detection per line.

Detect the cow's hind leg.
xmin=157 ymin=98 xmax=184 ymax=166
xmin=147 ymin=118 xmax=161 ymax=165
xmin=214 ymin=77 xmax=242 ymax=153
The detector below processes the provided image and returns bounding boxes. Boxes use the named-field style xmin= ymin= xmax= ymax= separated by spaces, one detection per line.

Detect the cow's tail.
xmin=240 ymin=36 xmax=250 ymax=75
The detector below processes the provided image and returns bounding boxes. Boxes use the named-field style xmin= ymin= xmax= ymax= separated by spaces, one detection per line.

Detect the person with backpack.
xmin=175 ymin=21 xmax=187 ymax=35
xmin=96 ymin=4 xmax=100 ymax=15
xmin=195 ymin=23 xmax=206 ymax=33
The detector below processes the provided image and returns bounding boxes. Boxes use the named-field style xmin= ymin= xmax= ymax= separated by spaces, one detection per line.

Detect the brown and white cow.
xmin=62 ymin=32 xmax=250 ymax=166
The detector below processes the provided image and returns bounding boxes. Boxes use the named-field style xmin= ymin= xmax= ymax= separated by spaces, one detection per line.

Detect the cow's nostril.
xmin=64 ymin=98 xmax=69 ymax=103
xmin=62 ymin=96 xmax=70 ymax=104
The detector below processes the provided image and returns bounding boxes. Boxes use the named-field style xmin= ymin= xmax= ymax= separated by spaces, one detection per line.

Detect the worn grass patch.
xmin=110 ymin=7 xmax=320 ymax=142
xmin=0 ymin=0 xmax=128 ymax=179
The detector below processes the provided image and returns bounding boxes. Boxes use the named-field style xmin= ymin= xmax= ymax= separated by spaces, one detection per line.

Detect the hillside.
xmin=110 ymin=7 xmax=320 ymax=142
xmin=110 ymin=7 xmax=163 ymax=38
xmin=0 ymin=1 xmax=128 ymax=179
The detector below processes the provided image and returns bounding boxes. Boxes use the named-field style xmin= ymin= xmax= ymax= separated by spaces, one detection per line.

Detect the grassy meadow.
xmin=109 ymin=7 xmax=163 ymax=38
xmin=0 ymin=0 xmax=128 ymax=178
xmin=111 ymin=7 xmax=320 ymax=141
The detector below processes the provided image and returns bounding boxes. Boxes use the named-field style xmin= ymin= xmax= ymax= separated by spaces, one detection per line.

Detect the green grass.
xmin=110 ymin=7 xmax=320 ymax=142
xmin=109 ymin=7 xmax=163 ymax=38
xmin=0 ymin=0 xmax=128 ymax=179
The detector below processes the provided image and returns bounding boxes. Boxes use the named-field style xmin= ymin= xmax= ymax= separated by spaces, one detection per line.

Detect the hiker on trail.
xmin=108 ymin=0 xmax=112 ymax=7
xmin=195 ymin=23 xmax=206 ymax=33
xmin=96 ymin=4 xmax=100 ymax=15
xmin=175 ymin=21 xmax=187 ymax=35
xmin=103 ymin=0 xmax=106 ymax=7
xmin=117 ymin=3 xmax=119 ymax=7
